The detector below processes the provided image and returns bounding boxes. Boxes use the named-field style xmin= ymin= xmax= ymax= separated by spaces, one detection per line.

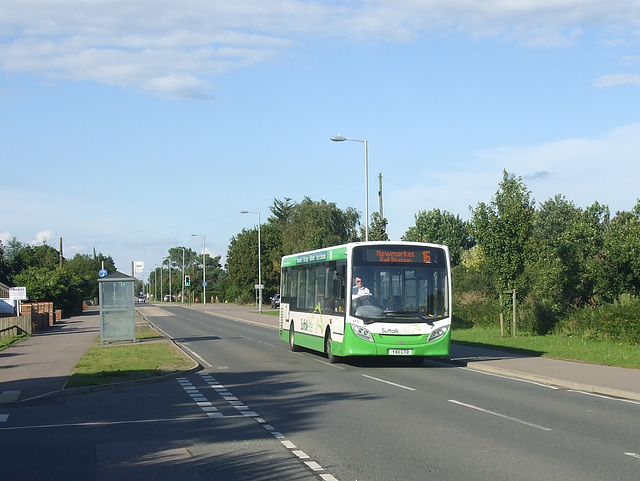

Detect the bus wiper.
xmin=384 ymin=309 xmax=435 ymax=325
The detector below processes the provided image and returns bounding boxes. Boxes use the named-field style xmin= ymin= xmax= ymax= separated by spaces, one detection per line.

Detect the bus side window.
xmin=334 ymin=260 xmax=346 ymax=313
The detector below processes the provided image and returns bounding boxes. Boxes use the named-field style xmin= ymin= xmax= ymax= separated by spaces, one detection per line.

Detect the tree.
xmin=402 ymin=208 xmax=473 ymax=266
xmin=600 ymin=200 xmax=640 ymax=300
xmin=225 ymin=197 xmax=360 ymax=302
xmin=66 ymin=253 xmax=116 ymax=301
xmin=225 ymin=227 xmax=261 ymax=302
xmin=366 ymin=212 xmax=389 ymax=241
xmin=0 ymin=241 xmax=9 ymax=284
xmin=268 ymin=197 xmax=296 ymax=226
xmin=14 ymin=266 xmax=84 ymax=314
xmin=471 ymin=170 xmax=535 ymax=294
xmin=576 ymin=201 xmax=610 ymax=304
xmin=280 ymin=197 xmax=360 ymax=254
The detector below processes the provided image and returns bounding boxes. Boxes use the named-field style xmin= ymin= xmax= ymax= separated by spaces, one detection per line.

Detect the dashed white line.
xmin=305 ymin=461 xmax=324 ymax=471
xmin=449 ymin=399 xmax=552 ymax=431
xmin=625 ymin=452 xmax=640 ymax=460
xmin=293 ymin=450 xmax=310 ymax=459
xmin=180 ymin=373 xmax=340 ymax=479
xmin=314 ymin=359 xmax=345 ymax=369
xmin=0 ymin=414 xmax=9 ymax=423
xmin=361 ymin=374 xmax=416 ymax=391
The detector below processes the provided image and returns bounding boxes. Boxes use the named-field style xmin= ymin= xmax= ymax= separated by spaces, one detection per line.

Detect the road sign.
xmin=99 ymin=269 xmax=108 ymax=278
xmin=9 ymin=287 xmax=27 ymax=300
xmin=202 ymin=281 xmax=207 ymax=287
xmin=255 ymin=284 xmax=264 ymax=289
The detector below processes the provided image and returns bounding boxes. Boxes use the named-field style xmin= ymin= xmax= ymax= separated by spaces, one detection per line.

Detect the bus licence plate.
xmin=389 ymin=349 xmax=413 ymax=355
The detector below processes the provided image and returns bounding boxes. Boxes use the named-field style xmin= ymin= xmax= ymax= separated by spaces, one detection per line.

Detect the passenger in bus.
xmin=352 ymin=277 xmax=371 ymax=299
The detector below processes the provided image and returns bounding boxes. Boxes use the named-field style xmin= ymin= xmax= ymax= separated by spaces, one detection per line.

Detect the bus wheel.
xmin=325 ymin=333 xmax=337 ymax=363
xmin=289 ymin=324 xmax=299 ymax=352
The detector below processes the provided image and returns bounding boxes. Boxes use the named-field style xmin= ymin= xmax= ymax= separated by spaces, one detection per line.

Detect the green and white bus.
xmin=279 ymin=241 xmax=451 ymax=363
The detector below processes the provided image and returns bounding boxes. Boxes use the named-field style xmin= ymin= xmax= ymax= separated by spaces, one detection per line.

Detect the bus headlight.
xmin=428 ymin=326 xmax=448 ymax=342
xmin=351 ymin=324 xmax=374 ymax=342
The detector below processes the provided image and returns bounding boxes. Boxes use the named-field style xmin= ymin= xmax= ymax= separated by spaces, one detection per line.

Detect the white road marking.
xmin=0 ymin=414 xmax=9 ymax=423
xmin=0 ymin=416 xmax=205 ymax=431
xmin=192 ymin=372 xmax=340 ymax=479
xmin=449 ymin=399 xmax=552 ymax=431
xmin=178 ymin=344 xmax=212 ymax=368
xmin=305 ymin=461 xmax=324 ymax=471
xmin=314 ymin=359 xmax=345 ymax=369
xmin=625 ymin=452 xmax=640 ymax=460
xmin=569 ymin=391 xmax=640 ymax=405
xmin=362 ymin=374 xmax=416 ymax=391
xmin=458 ymin=366 xmax=560 ymax=390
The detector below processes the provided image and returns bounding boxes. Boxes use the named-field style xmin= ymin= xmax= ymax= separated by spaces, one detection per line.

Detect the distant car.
xmin=271 ymin=294 xmax=280 ymax=309
xmin=163 ymin=295 xmax=175 ymax=302
xmin=136 ymin=296 xmax=146 ymax=303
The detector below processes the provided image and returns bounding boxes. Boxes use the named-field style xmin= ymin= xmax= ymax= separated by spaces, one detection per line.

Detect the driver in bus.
xmin=352 ymin=277 xmax=371 ymax=299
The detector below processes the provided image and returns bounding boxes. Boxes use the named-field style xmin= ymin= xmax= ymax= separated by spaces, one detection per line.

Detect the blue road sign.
xmin=99 ymin=269 xmax=108 ymax=278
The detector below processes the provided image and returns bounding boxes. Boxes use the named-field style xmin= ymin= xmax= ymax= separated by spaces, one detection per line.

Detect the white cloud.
xmin=2 ymin=1 xmax=640 ymax=96
xmin=33 ymin=230 xmax=55 ymax=245
xmin=476 ymin=123 xmax=640 ymax=212
xmin=594 ymin=74 xmax=640 ymax=87
xmin=382 ymin=123 xmax=640 ymax=237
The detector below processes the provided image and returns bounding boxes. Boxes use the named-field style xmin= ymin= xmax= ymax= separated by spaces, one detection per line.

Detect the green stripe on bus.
xmin=282 ymin=246 xmax=347 ymax=267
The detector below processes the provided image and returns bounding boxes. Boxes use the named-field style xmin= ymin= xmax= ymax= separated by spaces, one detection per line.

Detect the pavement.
xmin=1 ymin=303 xmax=640 ymax=404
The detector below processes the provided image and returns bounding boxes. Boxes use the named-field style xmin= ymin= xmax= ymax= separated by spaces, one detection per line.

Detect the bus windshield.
xmin=350 ymin=245 xmax=449 ymax=324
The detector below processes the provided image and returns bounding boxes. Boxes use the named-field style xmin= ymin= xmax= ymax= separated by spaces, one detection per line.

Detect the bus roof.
xmin=280 ymin=241 xmax=449 ymax=267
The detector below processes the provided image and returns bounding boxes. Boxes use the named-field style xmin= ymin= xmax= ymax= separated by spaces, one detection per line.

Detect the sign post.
xmin=9 ymin=287 xmax=27 ymax=315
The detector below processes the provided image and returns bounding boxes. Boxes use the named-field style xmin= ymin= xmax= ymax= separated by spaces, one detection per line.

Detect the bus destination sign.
xmin=366 ymin=248 xmax=433 ymax=264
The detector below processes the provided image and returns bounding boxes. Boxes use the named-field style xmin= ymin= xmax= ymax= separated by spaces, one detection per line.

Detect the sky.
xmin=2 ymin=1 xmax=640 ymax=281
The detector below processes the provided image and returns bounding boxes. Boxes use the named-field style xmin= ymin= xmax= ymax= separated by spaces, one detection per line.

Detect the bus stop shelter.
xmin=98 ymin=270 xmax=135 ymax=345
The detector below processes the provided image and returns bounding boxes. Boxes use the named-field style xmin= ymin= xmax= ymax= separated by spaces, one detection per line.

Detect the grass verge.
xmin=65 ymin=323 xmax=195 ymax=389
xmin=452 ymin=327 xmax=640 ymax=369
xmin=0 ymin=333 xmax=29 ymax=352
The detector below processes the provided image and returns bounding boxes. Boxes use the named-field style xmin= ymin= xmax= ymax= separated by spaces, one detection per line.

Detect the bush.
xmin=557 ymin=294 xmax=640 ymax=345
xmin=452 ymin=290 xmax=500 ymax=329
xmin=518 ymin=295 xmax=561 ymax=335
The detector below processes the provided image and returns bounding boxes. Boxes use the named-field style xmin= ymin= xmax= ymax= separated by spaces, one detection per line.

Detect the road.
xmin=151 ymin=305 xmax=640 ymax=481
xmin=1 ymin=304 xmax=638 ymax=480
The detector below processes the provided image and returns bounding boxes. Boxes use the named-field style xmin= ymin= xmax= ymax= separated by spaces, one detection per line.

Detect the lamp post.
xmin=191 ymin=234 xmax=206 ymax=306
xmin=181 ymin=248 xmax=185 ymax=304
xmin=331 ymin=134 xmax=369 ymax=241
xmin=240 ymin=210 xmax=262 ymax=314
xmin=168 ymin=257 xmax=172 ymax=302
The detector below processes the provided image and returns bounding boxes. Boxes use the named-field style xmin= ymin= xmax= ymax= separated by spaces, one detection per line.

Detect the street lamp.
xmin=240 ymin=210 xmax=262 ymax=314
xmin=331 ymin=134 xmax=369 ymax=241
xmin=191 ymin=234 xmax=206 ymax=306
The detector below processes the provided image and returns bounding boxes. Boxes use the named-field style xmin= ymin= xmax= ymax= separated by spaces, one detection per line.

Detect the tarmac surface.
xmin=1 ymin=302 xmax=640 ymax=404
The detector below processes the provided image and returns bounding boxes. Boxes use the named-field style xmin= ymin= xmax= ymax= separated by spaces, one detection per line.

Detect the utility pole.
xmin=378 ymin=173 xmax=383 ymax=218
xmin=59 ymin=237 xmax=63 ymax=268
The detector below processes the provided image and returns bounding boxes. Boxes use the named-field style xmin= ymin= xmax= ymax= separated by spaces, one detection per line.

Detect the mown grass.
xmin=452 ymin=327 xmax=640 ymax=369
xmin=65 ymin=323 xmax=194 ymax=389
xmin=0 ymin=333 xmax=29 ymax=351
xmin=65 ymin=342 xmax=194 ymax=388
